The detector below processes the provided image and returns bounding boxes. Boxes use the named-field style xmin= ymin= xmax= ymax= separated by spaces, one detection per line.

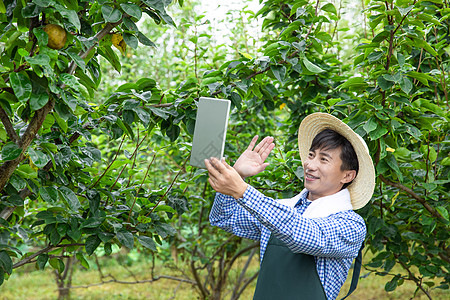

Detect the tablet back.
xmin=190 ymin=97 xmax=231 ymax=168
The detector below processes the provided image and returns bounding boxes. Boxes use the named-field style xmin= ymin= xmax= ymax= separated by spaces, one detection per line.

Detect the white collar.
xmin=278 ymin=189 xmax=353 ymax=218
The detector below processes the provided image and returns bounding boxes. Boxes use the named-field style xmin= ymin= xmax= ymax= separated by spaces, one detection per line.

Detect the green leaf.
xmin=123 ymin=17 xmax=139 ymax=31
xmin=385 ymin=154 xmax=403 ymax=181
xmin=385 ymin=276 xmax=399 ymax=292
xmin=117 ymin=231 xmax=134 ymax=249
xmin=149 ymin=106 xmax=168 ymax=119
xmin=54 ymin=3 xmax=81 ymax=31
xmin=9 ymin=72 xmax=32 ymax=103
xmin=166 ymin=124 xmax=180 ymax=142
xmin=377 ymin=76 xmax=394 ymax=91
xmin=76 ymin=253 xmax=90 ymax=269
xmin=85 ymin=235 xmax=101 ymax=255
xmin=66 ymin=51 xmax=86 ymax=71
xmin=29 ymin=92 xmax=49 ymax=111
xmin=49 ymin=257 xmax=65 ymax=273
xmin=0 ymin=251 xmax=12 ymax=275
xmin=397 ymin=53 xmax=405 ymax=67
xmin=302 ymin=57 xmax=325 ymax=74
xmin=25 ymin=53 xmax=50 ymax=67
xmin=59 ymin=186 xmax=81 ymax=211
xmin=369 ymin=125 xmax=388 ymax=140
xmin=123 ymin=33 xmax=138 ymax=49
xmin=98 ymin=46 xmax=121 ymax=73
xmin=7 ymin=194 xmax=23 ymax=206
xmin=137 ymin=31 xmax=156 ymax=47
xmin=406 ymin=71 xmax=437 ymax=86
xmin=397 ymin=5 xmax=413 ymax=16
xmin=230 ymin=92 xmax=242 ymax=110
xmin=414 ymin=38 xmax=438 ymax=57
xmin=39 ymin=186 xmax=59 ymax=203
xmin=368 ymin=51 xmax=383 ymax=63
xmin=49 ymin=228 xmax=61 ymax=245
xmin=271 ymin=65 xmax=286 ymax=83
xmin=0 ymin=0 xmax=6 ymax=13
xmin=120 ymin=3 xmax=142 ymax=19
xmin=102 ymin=5 xmax=123 ymax=23
xmin=363 ymin=117 xmax=378 ymax=134
xmin=36 ymin=254 xmax=49 ymax=270
xmin=16 ymin=164 xmax=37 ymax=178
xmin=436 ymin=207 xmax=449 ymax=221
xmin=2 ymin=142 xmax=22 ymax=161
xmin=28 ymin=147 xmax=48 ymax=168
xmin=142 ymin=0 xmax=176 ymax=27
xmin=60 ymin=73 xmax=80 ymax=91
xmin=399 ymin=77 xmax=412 ymax=94
xmin=321 ymin=3 xmax=337 ymax=15
xmin=137 ymin=235 xmax=157 ymax=251
xmin=134 ymin=107 xmax=151 ymax=125
xmin=53 ymin=112 xmax=68 ymax=133
xmin=81 ymin=217 xmax=104 ymax=229
xmin=338 ymin=77 xmax=368 ymax=90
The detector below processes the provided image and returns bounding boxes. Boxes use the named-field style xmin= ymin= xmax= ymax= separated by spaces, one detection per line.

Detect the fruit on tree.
xmin=43 ymin=24 xmax=67 ymax=50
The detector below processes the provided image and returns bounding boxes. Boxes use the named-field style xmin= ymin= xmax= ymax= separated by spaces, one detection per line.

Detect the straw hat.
xmin=298 ymin=112 xmax=375 ymax=209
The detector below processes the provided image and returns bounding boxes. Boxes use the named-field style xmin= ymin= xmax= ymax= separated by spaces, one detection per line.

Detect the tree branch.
xmin=12 ymin=243 xmax=85 ymax=269
xmin=379 ymin=175 xmax=447 ymax=223
xmin=0 ymin=98 xmax=55 ymax=191
xmin=0 ymin=106 xmax=19 ymax=143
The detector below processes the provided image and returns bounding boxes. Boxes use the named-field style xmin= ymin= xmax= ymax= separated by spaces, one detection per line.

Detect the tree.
xmin=0 ymin=0 xmax=193 ymax=294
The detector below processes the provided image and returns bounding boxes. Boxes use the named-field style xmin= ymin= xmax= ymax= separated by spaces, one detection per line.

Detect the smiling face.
xmin=303 ymin=146 xmax=356 ymax=201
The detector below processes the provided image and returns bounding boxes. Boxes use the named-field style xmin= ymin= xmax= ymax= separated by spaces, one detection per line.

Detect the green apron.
xmin=253 ymin=233 xmax=327 ymax=300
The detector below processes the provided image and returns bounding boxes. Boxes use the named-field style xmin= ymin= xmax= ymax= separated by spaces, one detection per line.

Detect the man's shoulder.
xmin=329 ymin=210 xmax=365 ymax=223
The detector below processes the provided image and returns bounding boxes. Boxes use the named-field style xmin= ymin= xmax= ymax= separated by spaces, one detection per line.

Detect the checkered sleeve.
xmin=237 ymin=186 xmax=366 ymax=258
xmin=209 ymin=190 xmax=263 ymax=241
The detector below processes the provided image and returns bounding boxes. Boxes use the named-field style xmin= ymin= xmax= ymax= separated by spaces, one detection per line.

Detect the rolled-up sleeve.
xmin=209 ymin=189 xmax=263 ymax=241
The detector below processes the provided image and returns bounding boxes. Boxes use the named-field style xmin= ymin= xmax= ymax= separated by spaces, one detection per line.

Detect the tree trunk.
xmin=54 ymin=256 xmax=75 ymax=300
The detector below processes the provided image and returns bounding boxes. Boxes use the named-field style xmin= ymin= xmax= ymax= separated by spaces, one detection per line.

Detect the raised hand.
xmin=233 ymin=135 xmax=275 ymax=178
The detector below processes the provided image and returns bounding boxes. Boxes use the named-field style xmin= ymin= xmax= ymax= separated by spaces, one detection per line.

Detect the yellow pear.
xmin=43 ymin=24 xmax=67 ymax=50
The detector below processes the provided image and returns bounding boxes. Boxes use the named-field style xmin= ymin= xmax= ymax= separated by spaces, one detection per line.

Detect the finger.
xmin=208 ymin=177 xmax=217 ymax=190
xmin=205 ymin=159 xmax=220 ymax=178
xmin=246 ymin=135 xmax=259 ymax=151
xmin=221 ymin=157 xmax=233 ymax=169
xmin=260 ymin=142 xmax=275 ymax=161
xmin=258 ymin=163 xmax=270 ymax=172
xmin=210 ymin=157 xmax=226 ymax=172
xmin=253 ymin=136 xmax=269 ymax=153
xmin=258 ymin=136 xmax=274 ymax=155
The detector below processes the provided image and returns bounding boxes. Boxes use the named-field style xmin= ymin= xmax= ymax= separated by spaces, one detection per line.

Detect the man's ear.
xmin=341 ymin=170 xmax=357 ymax=184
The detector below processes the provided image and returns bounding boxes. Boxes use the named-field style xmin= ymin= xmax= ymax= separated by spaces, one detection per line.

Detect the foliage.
xmin=0 ymin=0 xmax=193 ymax=292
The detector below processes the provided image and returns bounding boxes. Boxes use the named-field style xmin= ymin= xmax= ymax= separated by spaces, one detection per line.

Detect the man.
xmin=204 ymin=112 xmax=375 ymax=300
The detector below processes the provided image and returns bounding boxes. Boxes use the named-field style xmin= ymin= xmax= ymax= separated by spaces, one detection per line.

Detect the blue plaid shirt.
xmin=209 ymin=185 xmax=366 ymax=300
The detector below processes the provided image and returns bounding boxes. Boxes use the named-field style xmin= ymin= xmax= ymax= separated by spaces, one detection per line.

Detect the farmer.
xmin=204 ymin=112 xmax=375 ymax=300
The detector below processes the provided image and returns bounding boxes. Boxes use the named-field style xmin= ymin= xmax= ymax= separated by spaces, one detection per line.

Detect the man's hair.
xmin=309 ymin=128 xmax=359 ymax=189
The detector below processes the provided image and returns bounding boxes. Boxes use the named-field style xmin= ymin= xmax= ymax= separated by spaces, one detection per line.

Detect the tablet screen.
xmin=190 ymin=97 xmax=231 ymax=168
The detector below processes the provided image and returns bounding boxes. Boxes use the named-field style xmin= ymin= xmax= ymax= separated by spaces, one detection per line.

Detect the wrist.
xmin=233 ymin=183 xmax=248 ymax=200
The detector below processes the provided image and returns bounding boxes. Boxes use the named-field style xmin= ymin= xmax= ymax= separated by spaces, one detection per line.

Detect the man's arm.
xmin=209 ymin=191 xmax=263 ymax=241
xmin=238 ymin=186 xmax=366 ymax=259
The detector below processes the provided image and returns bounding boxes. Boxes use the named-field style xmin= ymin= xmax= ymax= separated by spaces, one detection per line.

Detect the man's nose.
xmin=305 ymin=157 xmax=318 ymax=170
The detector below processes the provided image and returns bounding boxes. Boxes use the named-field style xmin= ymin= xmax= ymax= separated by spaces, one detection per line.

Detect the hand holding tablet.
xmin=190 ymin=97 xmax=231 ymax=168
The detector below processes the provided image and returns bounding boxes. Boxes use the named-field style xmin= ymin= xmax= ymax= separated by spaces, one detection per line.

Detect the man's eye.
xmin=321 ymin=157 xmax=328 ymax=162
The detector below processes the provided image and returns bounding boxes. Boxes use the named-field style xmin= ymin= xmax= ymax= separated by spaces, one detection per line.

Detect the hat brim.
xmin=298 ymin=113 xmax=375 ymax=210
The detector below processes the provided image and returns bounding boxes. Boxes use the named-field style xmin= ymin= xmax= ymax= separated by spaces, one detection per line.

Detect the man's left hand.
xmin=205 ymin=157 xmax=248 ymax=199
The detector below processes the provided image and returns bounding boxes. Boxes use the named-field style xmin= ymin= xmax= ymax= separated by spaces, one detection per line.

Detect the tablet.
xmin=190 ymin=97 xmax=231 ymax=168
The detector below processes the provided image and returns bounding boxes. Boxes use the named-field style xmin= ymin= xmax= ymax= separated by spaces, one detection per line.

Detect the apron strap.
xmin=340 ymin=241 xmax=365 ymax=300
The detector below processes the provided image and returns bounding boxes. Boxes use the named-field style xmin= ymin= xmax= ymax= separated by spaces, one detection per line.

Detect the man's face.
xmin=303 ymin=146 xmax=356 ymax=201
